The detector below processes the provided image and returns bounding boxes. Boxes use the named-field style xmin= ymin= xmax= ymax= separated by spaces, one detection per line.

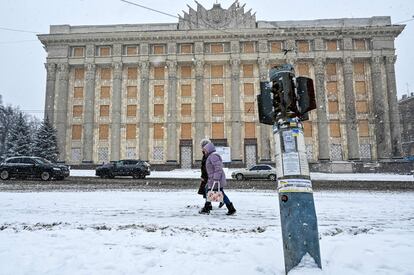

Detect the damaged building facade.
xmin=38 ymin=2 xmax=405 ymax=171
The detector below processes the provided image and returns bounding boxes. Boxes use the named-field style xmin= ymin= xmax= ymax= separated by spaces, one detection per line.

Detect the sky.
xmin=0 ymin=0 xmax=413 ymax=118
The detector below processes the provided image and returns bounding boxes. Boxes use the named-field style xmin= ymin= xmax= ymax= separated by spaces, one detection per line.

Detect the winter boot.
xmin=225 ymin=203 xmax=236 ymax=216
xmin=218 ymin=202 xmax=225 ymax=208
xmin=199 ymin=202 xmax=212 ymax=214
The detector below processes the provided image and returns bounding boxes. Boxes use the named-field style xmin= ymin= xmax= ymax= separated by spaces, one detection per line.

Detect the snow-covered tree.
xmin=0 ymin=105 xmax=19 ymax=160
xmin=32 ymin=117 xmax=59 ymax=162
xmin=5 ymin=112 xmax=32 ymax=157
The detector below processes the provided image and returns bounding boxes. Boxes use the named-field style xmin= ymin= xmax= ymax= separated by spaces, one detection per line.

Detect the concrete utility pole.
xmin=257 ymin=64 xmax=321 ymax=274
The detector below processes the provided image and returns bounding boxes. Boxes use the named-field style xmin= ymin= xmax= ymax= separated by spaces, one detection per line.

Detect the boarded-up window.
xmin=181 ymin=123 xmax=192 ymax=139
xmin=101 ymin=68 xmax=111 ymax=80
xmin=154 ymin=67 xmax=165 ymax=79
xmin=100 ymin=86 xmax=110 ymax=99
xmin=211 ymin=65 xmax=224 ymax=78
xmin=303 ymin=121 xmax=313 ymax=137
xmin=328 ymin=101 xmax=339 ymax=114
xmin=74 ymin=68 xmax=85 ymax=80
xmin=154 ymin=104 xmax=164 ymax=117
xmin=329 ymin=120 xmax=341 ymax=137
xmin=297 ymin=41 xmax=310 ymax=53
xmin=212 ymin=123 xmax=224 ymax=139
xmin=126 ymin=124 xmax=136 ymax=140
xmin=358 ymin=120 xmax=369 ymax=137
xmin=181 ymin=66 xmax=192 ymax=78
xmin=211 ymin=84 xmax=224 ymax=97
xmin=326 ymin=63 xmax=337 ymax=76
xmin=355 ymin=81 xmax=366 ymax=95
xmin=154 ymin=123 xmax=164 ymax=139
xmin=297 ymin=63 xmax=310 ymax=76
xmin=271 ymin=41 xmax=282 ymax=53
xmin=356 ymin=101 xmax=368 ymax=113
xmin=72 ymin=125 xmax=82 ymax=140
xmin=99 ymin=124 xmax=109 ymax=140
xmin=354 ymin=63 xmax=365 ymax=75
xmin=73 ymin=47 xmax=85 ymax=57
xmin=243 ymin=64 xmax=254 ymax=78
xmin=181 ymin=104 xmax=191 ymax=116
xmin=127 ymin=67 xmax=138 ymax=80
xmin=212 ymin=103 xmax=224 ymax=116
xmin=72 ymin=105 xmax=83 ymax=117
xmin=74 ymin=87 xmax=83 ymax=98
xmin=244 ymin=83 xmax=254 ymax=96
xmin=326 ymin=40 xmax=338 ymax=51
xmin=127 ymin=105 xmax=137 ymax=117
xmin=243 ymin=42 xmax=255 ymax=53
xmin=99 ymin=46 xmax=111 ymax=56
xmin=245 ymin=122 xmax=255 ymax=138
xmin=127 ymin=86 xmax=137 ymax=99
xmin=153 ymin=45 xmax=165 ymax=54
xmin=100 ymin=105 xmax=110 ymax=117
xmin=126 ymin=46 xmax=138 ymax=56
xmin=154 ymin=85 xmax=164 ymax=97
xmin=211 ymin=43 xmax=224 ymax=53
xmin=181 ymin=84 xmax=191 ymax=97
xmin=245 ymin=102 xmax=255 ymax=115
xmin=180 ymin=44 xmax=192 ymax=54
xmin=354 ymin=39 xmax=366 ymax=50
xmin=326 ymin=82 xmax=337 ymax=95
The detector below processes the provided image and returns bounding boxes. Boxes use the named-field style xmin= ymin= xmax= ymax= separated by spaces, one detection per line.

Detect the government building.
xmin=38 ymin=2 xmax=405 ymax=171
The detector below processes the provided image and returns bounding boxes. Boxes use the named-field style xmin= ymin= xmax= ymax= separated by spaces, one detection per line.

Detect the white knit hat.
xmin=200 ymin=138 xmax=211 ymax=148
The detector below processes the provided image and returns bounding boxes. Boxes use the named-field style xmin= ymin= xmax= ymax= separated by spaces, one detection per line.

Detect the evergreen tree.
xmin=32 ymin=117 xmax=59 ymax=162
xmin=5 ymin=112 xmax=32 ymax=157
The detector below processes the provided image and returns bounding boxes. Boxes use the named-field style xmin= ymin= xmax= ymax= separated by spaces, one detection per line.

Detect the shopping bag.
xmin=207 ymin=181 xmax=224 ymax=203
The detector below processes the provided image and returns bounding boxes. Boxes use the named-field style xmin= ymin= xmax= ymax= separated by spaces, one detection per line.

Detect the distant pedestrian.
xmin=199 ymin=141 xmax=236 ymax=215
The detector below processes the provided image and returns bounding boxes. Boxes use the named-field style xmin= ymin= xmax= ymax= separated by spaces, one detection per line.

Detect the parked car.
xmin=95 ymin=159 xmax=151 ymax=179
xmin=231 ymin=164 xmax=277 ymax=181
xmin=0 ymin=156 xmax=70 ymax=181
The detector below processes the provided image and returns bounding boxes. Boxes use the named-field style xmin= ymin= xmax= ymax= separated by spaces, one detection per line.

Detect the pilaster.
xmin=230 ymin=58 xmax=242 ymax=162
xmin=194 ymin=59 xmax=205 ymax=159
xmin=110 ymin=61 xmax=122 ymax=161
xmin=258 ymin=57 xmax=271 ymax=161
xmin=45 ymin=63 xmax=57 ymax=122
xmin=166 ymin=60 xmax=178 ymax=162
xmin=55 ymin=63 xmax=69 ymax=162
xmin=139 ymin=61 xmax=150 ymax=161
xmin=83 ymin=63 xmax=96 ymax=163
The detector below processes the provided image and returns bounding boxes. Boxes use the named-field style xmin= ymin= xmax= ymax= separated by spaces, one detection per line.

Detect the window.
xmin=329 ymin=120 xmax=341 ymax=137
xmin=154 ymin=124 xmax=164 ymax=139
xmin=72 ymin=125 xmax=82 ymax=140
xmin=100 ymin=105 xmax=110 ymax=117
xmin=328 ymin=101 xmax=339 ymax=114
xmin=181 ymin=104 xmax=192 ymax=117
xmin=154 ymin=85 xmax=164 ymax=97
xmin=244 ymin=83 xmax=254 ymax=96
xmin=72 ymin=105 xmax=83 ymax=117
xmin=153 ymin=44 xmax=165 ymax=54
xmin=98 ymin=46 xmax=111 ymax=57
xmin=354 ymin=39 xmax=367 ymax=50
xmin=297 ymin=41 xmax=310 ymax=53
xmin=181 ymin=123 xmax=192 ymax=139
xmin=245 ymin=122 xmax=255 ymax=138
xmin=356 ymin=101 xmax=368 ymax=113
xmin=99 ymin=124 xmax=109 ymax=140
xmin=154 ymin=67 xmax=165 ymax=79
xmin=244 ymin=102 xmax=255 ymax=115
xmin=180 ymin=66 xmax=192 ymax=78
xmin=126 ymin=124 xmax=136 ymax=140
xmin=243 ymin=64 xmax=254 ymax=78
xmin=326 ymin=63 xmax=337 ymax=76
xmin=127 ymin=86 xmax=137 ymax=99
xmin=326 ymin=40 xmax=338 ymax=51
xmin=100 ymin=86 xmax=110 ymax=99
xmin=127 ymin=105 xmax=137 ymax=117
xmin=270 ymin=41 xmax=283 ymax=53
xmin=211 ymin=84 xmax=223 ymax=97
xmin=180 ymin=44 xmax=193 ymax=54
xmin=72 ymin=47 xmax=85 ymax=57
xmin=355 ymin=81 xmax=366 ymax=96
xmin=242 ymin=42 xmax=255 ymax=53
xmin=358 ymin=120 xmax=370 ymax=137
xmin=101 ymin=68 xmax=111 ymax=80
xmin=74 ymin=68 xmax=85 ymax=80
xmin=212 ymin=123 xmax=224 ymax=139
xmin=211 ymin=43 xmax=224 ymax=53
xmin=211 ymin=65 xmax=223 ymax=78
xmin=154 ymin=104 xmax=164 ymax=117
xmin=181 ymin=84 xmax=191 ymax=97
xmin=212 ymin=103 xmax=224 ymax=116
xmin=297 ymin=63 xmax=310 ymax=76
xmin=354 ymin=63 xmax=365 ymax=75
xmin=326 ymin=82 xmax=337 ymax=95
xmin=303 ymin=121 xmax=313 ymax=137
xmin=125 ymin=45 xmax=138 ymax=56
xmin=74 ymin=87 xmax=83 ymax=98
xmin=127 ymin=67 xmax=138 ymax=80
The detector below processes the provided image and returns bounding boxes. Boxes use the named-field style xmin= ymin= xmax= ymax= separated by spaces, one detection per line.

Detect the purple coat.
xmin=203 ymin=142 xmax=227 ymax=188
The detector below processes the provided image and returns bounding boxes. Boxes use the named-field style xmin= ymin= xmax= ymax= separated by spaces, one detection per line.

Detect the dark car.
xmin=231 ymin=164 xmax=277 ymax=181
xmin=95 ymin=159 xmax=151 ymax=179
xmin=0 ymin=156 xmax=69 ymax=181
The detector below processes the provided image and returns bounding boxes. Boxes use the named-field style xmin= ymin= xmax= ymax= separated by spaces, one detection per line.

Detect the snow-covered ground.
xmin=70 ymin=168 xmax=414 ymax=181
xmin=1 ymin=190 xmax=413 ymax=275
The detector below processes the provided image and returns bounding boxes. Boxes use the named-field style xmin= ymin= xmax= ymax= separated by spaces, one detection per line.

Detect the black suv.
xmin=0 ymin=156 xmax=70 ymax=181
xmin=95 ymin=159 xmax=151 ymax=179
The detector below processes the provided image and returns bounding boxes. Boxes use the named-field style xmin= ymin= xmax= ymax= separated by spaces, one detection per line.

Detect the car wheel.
xmin=41 ymin=171 xmax=51 ymax=181
xmin=107 ymin=173 xmax=115 ymax=179
xmin=236 ymin=173 xmax=244 ymax=181
xmin=0 ymin=170 xmax=10 ymax=180
xmin=132 ymin=173 xmax=140 ymax=179
xmin=269 ymin=174 xmax=277 ymax=181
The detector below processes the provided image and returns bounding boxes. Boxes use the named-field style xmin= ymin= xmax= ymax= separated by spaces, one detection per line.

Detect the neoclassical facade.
xmin=38 ymin=2 xmax=404 ymax=170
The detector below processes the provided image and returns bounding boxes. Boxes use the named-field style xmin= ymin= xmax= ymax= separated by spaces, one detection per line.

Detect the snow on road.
xmin=0 ymin=190 xmax=413 ymax=275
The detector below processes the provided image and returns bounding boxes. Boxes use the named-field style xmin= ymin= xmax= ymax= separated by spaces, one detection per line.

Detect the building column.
xmin=55 ymin=63 xmax=69 ymax=162
xmin=258 ymin=57 xmax=271 ymax=161
xmin=371 ymin=55 xmax=392 ymax=159
xmin=111 ymin=61 xmax=122 ymax=161
xmin=385 ymin=55 xmax=402 ymax=157
xmin=166 ymin=60 xmax=178 ymax=163
xmin=83 ymin=63 xmax=96 ymax=163
xmin=342 ymin=57 xmax=360 ymax=160
xmin=194 ymin=59 xmax=205 ymax=159
xmin=44 ymin=63 xmax=56 ymax=122
xmin=230 ymin=58 xmax=242 ymax=163
xmin=313 ymin=58 xmax=330 ymax=160
xmin=139 ymin=61 xmax=150 ymax=161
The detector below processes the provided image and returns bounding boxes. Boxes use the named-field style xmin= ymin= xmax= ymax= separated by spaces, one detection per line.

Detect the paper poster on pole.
xmin=277 ymin=178 xmax=313 ymax=193
xmin=215 ymin=147 xmax=231 ymax=163
xmin=282 ymin=152 xmax=300 ymax=176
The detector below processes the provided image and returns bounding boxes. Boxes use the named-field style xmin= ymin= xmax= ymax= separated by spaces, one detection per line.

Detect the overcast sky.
xmin=1 ymin=0 xmax=413 ymax=118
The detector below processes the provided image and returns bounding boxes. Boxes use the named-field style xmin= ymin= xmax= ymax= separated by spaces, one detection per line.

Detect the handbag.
xmin=207 ymin=181 xmax=224 ymax=203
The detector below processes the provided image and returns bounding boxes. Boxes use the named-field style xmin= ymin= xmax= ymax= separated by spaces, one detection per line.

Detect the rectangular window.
xmin=328 ymin=101 xmax=339 ymax=114
xmin=127 ymin=105 xmax=137 ymax=117
xmin=126 ymin=124 xmax=136 ymax=140
xmin=153 ymin=44 xmax=165 ymax=54
xmin=326 ymin=63 xmax=337 ymax=76
xmin=243 ymin=64 xmax=254 ymax=78
xmin=181 ymin=84 xmax=191 ymax=97
xmin=211 ymin=43 xmax=224 ymax=54
xmin=244 ymin=102 xmax=255 ymax=115
xmin=72 ymin=105 xmax=83 ymax=117
xmin=212 ymin=103 xmax=224 ymax=116
xmin=326 ymin=82 xmax=337 ymax=95
xmin=354 ymin=63 xmax=365 ymax=75
xmin=154 ymin=85 xmax=164 ymax=97
xmin=72 ymin=47 xmax=85 ymax=57
xmin=154 ymin=104 xmax=164 ymax=117
xmin=154 ymin=67 xmax=165 ymax=79
xmin=212 ymin=123 xmax=224 ymax=139
xmin=243 ymin=83 xmax=254 ymax=96
xmin=100 ymin=105 xmax=110 ymax=117
xmin=74 ymin=68 xmax=85 ymax=80
xmin=181 ymin=104 xmax=192 ymax=117
xmin=127 ymin=86 xmax=137 ymax=99
xmin=181 ymin=123 xmax=192 ymax=139
xmin=180 ymin=44 xmax=193 ymax=54
xmin=245 ymin=122 xmax=255 ymax=138
xmin=270 ymin=41 xmax=283 ymax=53
xmin=98 ymin=46 xmax=111 ymax=56
xmin=297 ymin=41 xmax=310 ymax=53
xmin=354 ymin=39 xmax=367 ymax=50
xmin=243 ymin=42 xmax=255 ymax=53
xmin=326 ymin=40 xmax=338 ymax=51
xmin=356 ymin=101 xmax=368 ymax=113
xmin=303 ymin=121 xmax=313 ymax=137
xmin=72 ymin=125 xmax=82 ymax=140
xmin=125 ymin=45 xmax=138 ymax=56
xmin=297 ymin=63 xmax=310 ymax=76
xmin=101 ymin=68 xmax=111 ymax=80
xmin=99 ymin=124 xmax=109 ymax=140
xmin=329 ymin=120 xmax=341 ymax=137
xmin=74 ymin=87 xmax=84 ymax=98
xmin=180 ymin=66 xmax=192 ymax=78
xmin=211 ymin=65 xmax=224 ymax=78
xmin=127 ymin=67 xmax=138 ymax=80
xmin=358 ymin=120 xmax=370 ymax=137
xmin=355 ymin=81 xmax=366 ymax=96
xmin=211 ymin=84 xmax=224 ymax=97
xmin=154 ymin=123 xmax=164 ymax=139
xmin=100 ymin=86 xmax=110 ymax=99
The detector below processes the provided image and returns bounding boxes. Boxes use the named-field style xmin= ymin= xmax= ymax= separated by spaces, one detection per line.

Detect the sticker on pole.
xmin=278 ymin=179 xmax=313 ymax=193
